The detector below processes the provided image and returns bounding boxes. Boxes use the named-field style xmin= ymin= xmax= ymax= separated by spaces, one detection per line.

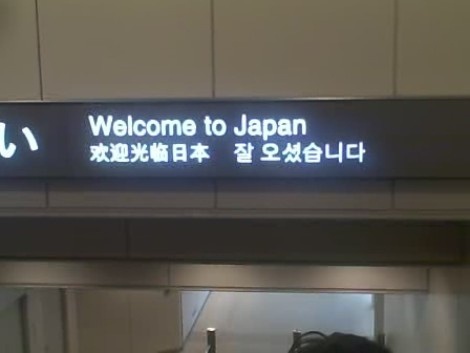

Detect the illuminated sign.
xmin=0 ymin=99 xmax=468 ymax=178
xmin=86 ymin=114 xmax=365 ymax=166
xmin=0 ymin=123 xmax=38 ymax=158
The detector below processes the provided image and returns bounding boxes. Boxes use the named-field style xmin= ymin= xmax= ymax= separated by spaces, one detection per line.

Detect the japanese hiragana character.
xmin=90 ymin=143 xmax=110 ymax=162
xmin=282 ymin=143 xmax=302 ymax=163
xmin=0 ymin=123 xmax=39 ymax=159
xmin=130 ymin=143 xmax=149 ymax=163
xmin=0 ymin=122 xmax=16 ymax=159
xmin=150 ymin=143 xmax=169 ymax=163
xmin=22 ymin=127 xmax=38 ymax=151
xmin=190 ymin=143 xmax=210 ymax=163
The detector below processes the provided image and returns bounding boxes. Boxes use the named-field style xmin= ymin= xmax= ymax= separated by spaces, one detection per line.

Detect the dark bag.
xmin=288 ymin=331 xmax=392 ymax=353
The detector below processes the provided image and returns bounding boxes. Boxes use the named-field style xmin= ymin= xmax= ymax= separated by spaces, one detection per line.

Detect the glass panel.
xmin=0 ymin=285 xmax=467 ymax=353
xmin=182 ymin=292 xmax=375 ymax=353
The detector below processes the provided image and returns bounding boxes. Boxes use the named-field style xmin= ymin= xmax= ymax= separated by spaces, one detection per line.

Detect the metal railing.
xmin=204 ymin=328 xmax=301 ymax=353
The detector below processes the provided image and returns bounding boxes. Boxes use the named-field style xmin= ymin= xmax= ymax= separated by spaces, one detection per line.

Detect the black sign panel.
xmin=0 ymin=99 xmax=468 ymax=178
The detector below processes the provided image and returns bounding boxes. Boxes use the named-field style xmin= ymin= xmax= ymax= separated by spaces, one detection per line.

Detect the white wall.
xmin=0 ymin=0 xmax=41 ymax=100
xmin=384 ymin=268 xmax=470 ymax=353
xmin=383 ymin=293 xmax=429 ymax=353
xmin=0 ymin=289 xmax=25 ymax=312
xmin=457 ymin=281 xmax=470 ymax=353
xmin=129 ymin=290 xmax=182 ymax=353
xmin=397 ymin=0 xmax=470 ymax=95
xmin=0 ymin=296 xmax=26 ymax=353
xmin=26 ymin=289 xmax=65 ymax=353
xmin=182 ymin=291 xmax=210 ymax=341
xmin=74 ymin=290 xmax=131 ymax=353
xmin=37 ymin=0 xmax=212 ymax=99
xmin=2 ymin=0 xmax=470 ymax=100
xmin=69 ymin=289 xmax=183 ymax=353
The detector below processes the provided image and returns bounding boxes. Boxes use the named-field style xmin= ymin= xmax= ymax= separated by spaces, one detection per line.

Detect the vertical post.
xmin=292 ymin=330 xmax=302 ymax=351
xmin=207 ymin=328 xmax=216 ymax=353
xmin=374 ymin=294 xmax=385 ymax=346
xmin=376 ymin=333 xmax=386 ymax=347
